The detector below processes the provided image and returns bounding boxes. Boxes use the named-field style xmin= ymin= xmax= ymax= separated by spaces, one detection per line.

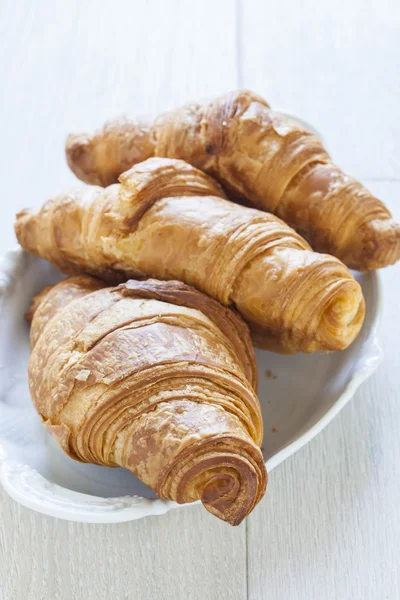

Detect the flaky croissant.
xmin=66 ymin=90 xmax=400 ymax=271
xmin=15 ymin=158 xmax=365 ymax=353
xmin=27 ymin=275 xmax=266 ymax=525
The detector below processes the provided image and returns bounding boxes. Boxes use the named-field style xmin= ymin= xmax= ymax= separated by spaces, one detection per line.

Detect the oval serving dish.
xmin=0 ymin=110 xmax=382 ymax=523
xmin=0 ymin=247 xmax=382 ymax=523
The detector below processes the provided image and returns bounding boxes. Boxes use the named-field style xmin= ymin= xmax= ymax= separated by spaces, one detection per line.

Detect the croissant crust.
xmin=15 ymin=157 xmax=365 ymax=353
xmin=66 ymin=90 xmax=400 ymax=270
xmin=27 ymin=275 xmax=266 ymax=525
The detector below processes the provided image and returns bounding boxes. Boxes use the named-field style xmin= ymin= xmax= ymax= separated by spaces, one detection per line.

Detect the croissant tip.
xmin=14 ymin=208 xmax=35 ymax=249
xmin=66 ymin=133 xmax=87 ymax=157
xmin=65 ymin=133 xmax=90 ymax=165
xmin=356 ymin=219 xmax=400 ymax=270
xmin=15 ymin=207 xmax=36 ymax=230
xmin=65 ymin=133 xmax=104 ymax=186
xmin=201 ymin=492 xmax=259 ymax=526
xmin=201 ymin=500 xmax=247 ymax=526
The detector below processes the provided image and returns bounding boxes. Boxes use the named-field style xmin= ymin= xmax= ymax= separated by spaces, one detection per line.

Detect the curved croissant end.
xmin=124 ymin=400 xmax=267 ymax=525
xmin=66 ymin=116 xmax=155 ymax=187
xmin=165 ymin=431 xmax=267 ymax=525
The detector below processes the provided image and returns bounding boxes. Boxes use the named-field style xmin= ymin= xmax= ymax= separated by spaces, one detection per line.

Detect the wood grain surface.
xmin=1 ymin=1 xmax=399 ymax=599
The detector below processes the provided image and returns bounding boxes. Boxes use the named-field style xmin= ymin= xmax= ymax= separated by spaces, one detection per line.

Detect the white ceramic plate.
xmin=0 ymin=248 xmax=382 ymax=523
xmin=0 ymin=104 xmax=382 ymax=523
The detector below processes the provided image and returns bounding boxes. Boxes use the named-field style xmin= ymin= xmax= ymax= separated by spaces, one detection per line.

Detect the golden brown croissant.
xmin=15 ymin=158 xmax=365 ymax=353
xmin=66 ymin=90 xmax=400 ymax=271
xmin=27 ymin=275 xmax=266 ymax=525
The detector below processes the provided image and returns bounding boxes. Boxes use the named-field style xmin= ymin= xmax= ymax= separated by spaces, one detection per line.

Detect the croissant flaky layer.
xmin=27 ymin=275 xmax=266 ymax=525
xmin=15 ymin=158 xmax=365 ymax=353
xmin=66 ymin=90 xmax=400 ymax=271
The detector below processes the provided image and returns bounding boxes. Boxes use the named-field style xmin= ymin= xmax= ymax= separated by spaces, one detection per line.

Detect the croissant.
xmin=66 ymin=90 xmax=400 ymax=271
xmin=15 ymin=157 xmax=365 ymax=353
xmin=26 ymin=274 xmax=266 ymax=525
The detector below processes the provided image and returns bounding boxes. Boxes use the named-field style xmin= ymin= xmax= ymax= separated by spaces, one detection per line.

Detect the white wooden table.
xmin=1 ymin=2 xmax=399 ymax=598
